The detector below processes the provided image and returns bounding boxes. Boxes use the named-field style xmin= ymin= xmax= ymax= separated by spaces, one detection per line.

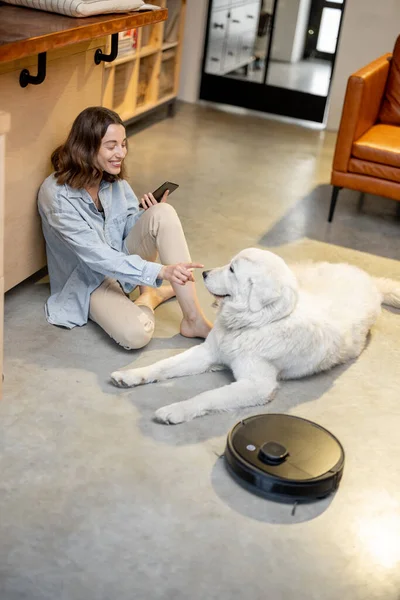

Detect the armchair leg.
xmin=357 ymin=191 xmax=365 ymax=211
xmin=328 ymin=186 xmax=342 ymax=222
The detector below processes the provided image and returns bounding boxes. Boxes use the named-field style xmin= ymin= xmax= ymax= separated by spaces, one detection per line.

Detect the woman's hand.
xmin=139 ymin=190 xmax=169 ymax=210
xmin=159 ymin=262 xmax=204 ymax=286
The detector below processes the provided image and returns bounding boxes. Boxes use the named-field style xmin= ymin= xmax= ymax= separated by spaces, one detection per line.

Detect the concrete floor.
xmin=2 ymin=102 xmax=400 ymax=600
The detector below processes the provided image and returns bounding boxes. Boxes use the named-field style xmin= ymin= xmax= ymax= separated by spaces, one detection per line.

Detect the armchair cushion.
xmin=348 ymin=158 xmax=400 ymax=183
xmin=352 ymin=124 xmax=400 ymax=168
xmin=379 ymin=36 xmax=400 ymax=126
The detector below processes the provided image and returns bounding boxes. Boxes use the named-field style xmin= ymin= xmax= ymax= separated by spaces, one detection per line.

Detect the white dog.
xmin=111 ymin=248 xmax=400 ymax=424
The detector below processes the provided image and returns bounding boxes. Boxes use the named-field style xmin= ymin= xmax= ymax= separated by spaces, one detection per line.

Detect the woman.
xmin=38 ymin=106 xmax=212 ymax=349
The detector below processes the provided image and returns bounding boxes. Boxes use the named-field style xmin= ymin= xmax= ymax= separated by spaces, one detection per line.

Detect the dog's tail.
xmin=374 ymin=277 xmax=400 ymax=308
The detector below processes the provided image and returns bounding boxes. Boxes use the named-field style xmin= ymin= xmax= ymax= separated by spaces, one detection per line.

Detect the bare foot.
xmin=135 ymin=284 xmax=176 ymax=311
xmin=180 ymin=316 xmax=213 ymax=339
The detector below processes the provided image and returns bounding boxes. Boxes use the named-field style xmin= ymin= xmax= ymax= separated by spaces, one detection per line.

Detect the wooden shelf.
xmin=122 ymin=93 xmax=176 ymax=121
xmin=162 ymin=41 xmax=178 ymax=51
xmin=104 ymin=41 xmax=162 ymax=67
xmin=0 ymin=5 xmax=168 ymax=63
xmin=101 ymin=0 xmax=186 ymax=126
xmin=105 ymin=52 xmax=137 ymax=68
xmin=161 ymin=48 xmax=176 ymax=61
xmin=139 ymin=45 xmax=160 ymax=58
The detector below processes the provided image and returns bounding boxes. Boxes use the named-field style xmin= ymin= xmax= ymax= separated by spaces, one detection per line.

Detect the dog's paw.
xmin=110 ymin=369 xmax=147 ymax=388
xmin=154 ymin=403 xmax=192 ymax=425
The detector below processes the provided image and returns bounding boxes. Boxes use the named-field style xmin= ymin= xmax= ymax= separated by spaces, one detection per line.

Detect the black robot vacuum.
xmin=224 ymin=414 xmax=345 ymax=502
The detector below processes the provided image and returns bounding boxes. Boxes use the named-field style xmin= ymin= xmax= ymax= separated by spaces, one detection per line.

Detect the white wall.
xmin=327 ymin=0 xmax=400 ymax=130
xmin=271 ymin=0 xmax=311 ymax=63
xmin=291 ymin=0 xmax=311 ymax=63
xmin=178 ymin=0 xmax=209 ymax=103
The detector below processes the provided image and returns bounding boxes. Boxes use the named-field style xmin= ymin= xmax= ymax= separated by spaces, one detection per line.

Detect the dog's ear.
xmin=248 ymin=278 xmax=280 ymax=313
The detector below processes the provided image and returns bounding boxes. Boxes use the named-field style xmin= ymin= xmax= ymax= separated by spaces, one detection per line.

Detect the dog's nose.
xmin=202 ymin=270 xmax=210 ymax=280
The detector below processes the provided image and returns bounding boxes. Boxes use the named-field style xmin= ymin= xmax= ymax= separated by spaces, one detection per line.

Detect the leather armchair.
xmin=329 ymin=36 xmax=400 ymax=221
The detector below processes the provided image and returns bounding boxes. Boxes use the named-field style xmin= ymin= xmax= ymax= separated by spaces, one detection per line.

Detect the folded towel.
xmin=1 ymin=0 xmax=160 ymax=17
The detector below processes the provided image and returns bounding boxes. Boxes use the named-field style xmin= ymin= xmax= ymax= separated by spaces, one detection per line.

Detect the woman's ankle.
xmin=180 ymin=315 xmax=212 ymax=339
xmin=135 ymin=284 xmax=176 ymax=311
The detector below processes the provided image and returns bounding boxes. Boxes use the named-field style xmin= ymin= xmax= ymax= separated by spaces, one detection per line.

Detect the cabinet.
xmin=205 ymin=0 xmax=261 ymax=76
xmin=0 ymin=41 xmax=104 ymax=291
xmin=102 ymin=0 xmax=186 ymax=122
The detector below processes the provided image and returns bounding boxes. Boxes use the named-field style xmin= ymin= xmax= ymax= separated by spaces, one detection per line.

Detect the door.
xmin=200 ymin=0 xmax=347 ymax=124
xmin=304 ymin=0 xmax=345 ymax=62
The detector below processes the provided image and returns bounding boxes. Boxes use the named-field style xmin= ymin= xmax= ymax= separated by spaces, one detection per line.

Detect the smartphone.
xmin=152 ymin=181 xmax=179 ymax=202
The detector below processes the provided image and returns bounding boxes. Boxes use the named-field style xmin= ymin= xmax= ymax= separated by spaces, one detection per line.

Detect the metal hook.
xmin=20 ymin=52 xmax=47 ymax=88
xmin=94 ymin=33 xmax=119 ymax=65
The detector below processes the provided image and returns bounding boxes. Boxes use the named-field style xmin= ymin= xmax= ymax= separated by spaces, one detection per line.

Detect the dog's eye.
xmin=229 ymin=265 xmax=234 ymax=273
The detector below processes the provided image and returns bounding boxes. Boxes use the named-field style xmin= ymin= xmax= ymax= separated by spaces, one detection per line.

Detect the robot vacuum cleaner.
xmin=225 ymin=414 xmax=345 ymax=502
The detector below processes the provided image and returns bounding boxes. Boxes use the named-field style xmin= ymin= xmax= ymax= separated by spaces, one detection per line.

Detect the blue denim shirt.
xmin=38 ymin=174 xmax=162 ymax=329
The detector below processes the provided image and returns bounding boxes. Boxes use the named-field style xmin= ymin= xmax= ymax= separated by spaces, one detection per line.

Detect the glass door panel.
xmin=200 ymin=0 xmax=346 ymax=123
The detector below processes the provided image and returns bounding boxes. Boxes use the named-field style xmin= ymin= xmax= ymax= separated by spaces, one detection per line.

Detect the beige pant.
xmin=89 ymin=203 xmax=191 ymax=349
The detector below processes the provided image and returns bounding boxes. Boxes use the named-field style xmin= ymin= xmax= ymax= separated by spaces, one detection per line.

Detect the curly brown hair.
xmin=51 ymin=106 xmax=127 ymax=188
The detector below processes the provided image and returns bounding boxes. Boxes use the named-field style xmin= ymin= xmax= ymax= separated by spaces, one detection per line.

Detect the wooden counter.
xmin=0 ymin=4 xmax=168 ymax=291
xmin=0 ymin=4 xmax=168 ymax=62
